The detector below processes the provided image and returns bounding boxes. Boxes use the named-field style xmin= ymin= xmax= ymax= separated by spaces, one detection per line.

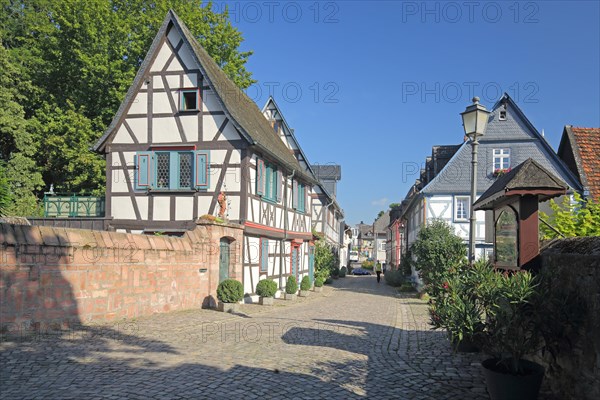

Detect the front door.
xmin=308 ymin=245 xmax=315 ymax=284
xmin=291 ymin=245 xmax=299 ymax=280
xmin=219 ymin=238 xmax=230 ymax=282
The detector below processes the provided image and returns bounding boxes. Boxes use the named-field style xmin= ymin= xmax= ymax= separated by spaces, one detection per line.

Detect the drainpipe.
xmin=280 ymin=169 xmax=295 ymax=289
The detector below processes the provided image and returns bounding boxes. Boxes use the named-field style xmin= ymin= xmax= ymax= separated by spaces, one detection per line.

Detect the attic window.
xmin=499 ymin=110 xmax=507 ymax=121
xmin=180 ymin=89 xmax=199 ymax=111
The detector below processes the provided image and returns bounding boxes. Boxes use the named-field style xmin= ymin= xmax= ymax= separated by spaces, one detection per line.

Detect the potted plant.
xmin=313 ymin=277 xmax=324 ymax=292
xmin=477 ymin=269 xmax=545 ymax=400
xmin=216 ymin=279 xmax=244 ymax=313
xmin=256 ymin=279 xmax=277 ymax=306
xmin=299 ymin=276 xmax=311 ymax=297
xmin=331 ymin=266 xmax=340 ymax=279
xmin=285 ymin=276 xmax=298 ymax=300
xmin=339 ymin=266 xmax=347 ymax=278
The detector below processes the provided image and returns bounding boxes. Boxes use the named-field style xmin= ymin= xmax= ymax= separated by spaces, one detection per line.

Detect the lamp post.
xmin=461 ymin=97 xmax=490 ymax=265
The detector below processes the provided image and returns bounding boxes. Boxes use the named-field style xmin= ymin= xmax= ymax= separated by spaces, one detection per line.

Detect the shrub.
xmin=361 ymin=260 xmax=374 ymax=270
xmin=286 ymin=276 xmax=298 ymax=294
xmin=331 ymin=266 xmax=340 ymax=277
xmin=399 ymin=281 xmax=416 ymax=292
xmin=217 ymin=279 xmax=244 ymax=303
xmin=400 ymin=249 xmax=412 ymax=276
xmin=411 ymin=219 xmax=467 ymax=298
xmin=339 ymin=266 xmax=347 ymax=278
xmin=324 ymin=277 xmax=333 ymax=284
xmin=384 ymin=268 xmax=404 ymax=287
xmin=256 ymin=279 xmax=277 ymax=298
xmin=315 ymin=239 xmax=335 ymax=281
xmin=300 ymin=276 xmax=311 ymax=291
xmin=314 ymin=277 xmax=324 ymax=287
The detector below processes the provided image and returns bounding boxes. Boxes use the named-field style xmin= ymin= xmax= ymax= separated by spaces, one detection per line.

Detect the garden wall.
xmin=0 ymin=220 xmax=243 ymax=332
xmin=537 ymin=237 xmax=600 ymax=400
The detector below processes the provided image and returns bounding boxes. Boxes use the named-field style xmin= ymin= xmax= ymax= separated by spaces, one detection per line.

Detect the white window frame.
xmin=454 ymin=196 xmax=470 ymax=222
xmin=493 ymin=149 xmax=511 ymax=171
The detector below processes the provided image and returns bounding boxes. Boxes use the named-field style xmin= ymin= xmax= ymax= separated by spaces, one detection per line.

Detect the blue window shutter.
xmin=261 ymin=239 xmax=269 ymax=272
xmin=292 ymin=180 xmax=298 ymax=209
xmin=135 ymin=151 xmax=153 ymax=190
xmin=194 ymin=150 xmax=210 ymax=189
xmin=276 ymin=170 xmax=282 ymax=202
xmin=256 ymin=158 xmax=265 ymax=196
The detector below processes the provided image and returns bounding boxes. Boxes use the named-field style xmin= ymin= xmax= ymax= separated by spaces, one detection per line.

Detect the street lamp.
xmin=461 ymin=97 xmax=490 ymax=264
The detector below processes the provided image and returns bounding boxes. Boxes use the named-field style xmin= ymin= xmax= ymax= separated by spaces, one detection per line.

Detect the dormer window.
xmin=499 ymin=110 xmax=507 ymax=121
xmin=180 ymin=89 xmax=199 ymax=111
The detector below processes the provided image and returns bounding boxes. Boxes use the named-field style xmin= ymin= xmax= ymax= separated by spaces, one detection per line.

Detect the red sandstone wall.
xmin=0 ymin=222 xmax=243 ymax=330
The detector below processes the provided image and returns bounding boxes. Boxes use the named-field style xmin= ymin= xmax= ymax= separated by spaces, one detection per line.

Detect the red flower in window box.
xmin=493 ymin=167 xmax=511 ymax=177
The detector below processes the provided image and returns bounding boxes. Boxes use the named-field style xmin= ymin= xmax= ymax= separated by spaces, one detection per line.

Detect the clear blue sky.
xmin=219 ymin=0 xmax=600 ymax=225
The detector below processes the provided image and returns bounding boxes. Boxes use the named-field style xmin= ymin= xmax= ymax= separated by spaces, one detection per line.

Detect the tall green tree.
xmin=0 ymin=0 xmax=255 ymax=213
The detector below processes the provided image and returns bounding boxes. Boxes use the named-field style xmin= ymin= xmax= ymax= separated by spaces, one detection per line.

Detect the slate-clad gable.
xmin=420 ymin=94 xmax=581 ymax=195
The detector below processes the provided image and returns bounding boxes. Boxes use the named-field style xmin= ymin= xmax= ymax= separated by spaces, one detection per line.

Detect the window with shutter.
xmin=292 ymin=180 xmax=298 ymax=209
xmin=134 ymin=151 xmax=154 ymax=190
xmin=194 ymin=150 xmax=210 ymax=189
xmin=134 ymin=150 xmax=209 ymax=191
xmin=256 ymin=158 xmax=266 ymax=196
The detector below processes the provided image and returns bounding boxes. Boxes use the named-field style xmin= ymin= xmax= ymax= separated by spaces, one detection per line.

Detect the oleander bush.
xmin=286 ymin=276 xmax=298 ymax=294
xmin=217 ymin=279 xmax=244 ymax=303
xmin=256 ymin=279 xmax=277 ymax=298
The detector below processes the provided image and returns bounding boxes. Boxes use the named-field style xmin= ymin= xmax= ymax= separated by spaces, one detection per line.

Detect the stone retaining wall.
xmin=0 ymin=221 xmax=243 ymax=332
xmin=537 ymin=237 xmax=600 ymax=400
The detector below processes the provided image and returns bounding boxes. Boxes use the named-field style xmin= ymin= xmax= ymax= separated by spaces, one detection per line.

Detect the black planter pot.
xmin=453 ymin=337 xmax=480 ymax=353
xmin=482 ymin=358 xmax=545 ymax=400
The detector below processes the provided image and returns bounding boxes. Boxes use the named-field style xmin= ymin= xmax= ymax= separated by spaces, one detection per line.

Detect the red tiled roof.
xmin=571 ymin=127 xmax=600 ymax=200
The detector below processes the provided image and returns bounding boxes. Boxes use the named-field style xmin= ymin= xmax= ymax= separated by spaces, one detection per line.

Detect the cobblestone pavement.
xmin=2 ymin=276 xmax=495 ymax=399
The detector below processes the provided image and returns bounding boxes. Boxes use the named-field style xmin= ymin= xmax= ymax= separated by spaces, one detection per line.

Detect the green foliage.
xmin=0 ymin=163 xmax=12 ymax=217
xmin=384 ymin=268 xmax=405 ymax=287
xmin=339 ymin=266 xmax=347 ymax=278
xmin=389 ymin=203 xmax=402 ymax=209
xmin=0 ymin=0 xmax=255 ymax=209
xmin=540 ymin=193 xmax=600 ymax=239
xmin=400 ymin=249 xmax=413 ymax=276
xmin=314 ymin=277 xmax=324 ymax=287
xmin=331 ymin=266 xmax=340 ymax=277
xmin=255 ymin=279 xmax=277 ymax=298
xmin=285 ymin=276 xmax=298 ymax=294
xmin=314 ymin=239 xmax=335 ymax=281
xmin=399 ymin=281 xmax=416 ymax=293
xmin=324 ymin=277 xmax=333 ymax=285
xmin=411 ymin=219 xmax=467 ymax=298
xmin=376 ymin=210 xmax=384 ymax=219
xmin=361 ymin=260 xmax=374 ymax=270
xmin=300 ymin=276 xmax=311 ymax=291
xmin=216 ymin=279 xmax=244 ymax=303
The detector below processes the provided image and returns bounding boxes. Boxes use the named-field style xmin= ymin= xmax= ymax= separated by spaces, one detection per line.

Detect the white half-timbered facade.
xmin=261 ymin=97 xmax=345 ymax=265
xmin=399 ymin=94 xmax=581 ymax=284
xmin=94 ymin=11 xmax=315 ymax=296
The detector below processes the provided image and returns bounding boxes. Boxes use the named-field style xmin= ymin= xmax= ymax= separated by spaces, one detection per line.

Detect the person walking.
xmin=375 ymin=261 xmax=382 ymax=283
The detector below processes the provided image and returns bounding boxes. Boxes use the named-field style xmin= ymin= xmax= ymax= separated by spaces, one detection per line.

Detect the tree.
xmin=389 ymin=203 xmax=402 ymax=209
xmin=0 ymin=0 xmax=255 ymax=211
xmin=411 ymin=219 xmax=467 ymax=296
xmin=0 ymin=163 xmax=12 ymax=217
xmin=376 ymin=210 xmax=384 ymax=219
xmin=0 ymin=38 xmax=44 ymax=215
xmin=540 ymin=193 xmax=600 ymax=239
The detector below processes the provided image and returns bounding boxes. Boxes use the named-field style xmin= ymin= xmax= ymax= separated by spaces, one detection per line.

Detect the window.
xmin=134 ymin=150 xmax=209 ymax=190
xmin=256 ymin=158 xmax=281 ymax=203
xmin=273 ymin=120 xmax=281 ymax=134
xmin=499 ymin=110 xmax=507 ymax=121
xmin=260 ymin=239 xmax=269 ymax=272
xmin=293 ymin=181 xmax=306 ymax=213
xmin=493 ymin=149 xmax=511 ymax=171
xmin=454 ymin=196 xmax=470 ymax=221
xmin=180 ymin=89 xmax=199 ymax=111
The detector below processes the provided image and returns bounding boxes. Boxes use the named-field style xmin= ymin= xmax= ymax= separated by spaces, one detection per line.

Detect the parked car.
xmin=349 ymin=251 xmax=359 ymax=262
xmin=352 ymin=268 xmax=372 ymax=276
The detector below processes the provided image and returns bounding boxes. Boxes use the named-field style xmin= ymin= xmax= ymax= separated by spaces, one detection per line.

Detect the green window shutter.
xmin=292 ymin=180 xmax=298 ymax=209
xmin=298 ymin=184 xmax=305 ymax=212
xmin=261 ymin=239 xmax=269 ymax=272
xmin=135 ymin=151 xmax=153 ymax=190
xmin=276 ymin=170 xmax=282 ymax=202
xmin=194 ymin=150 xmax=210 ymax=189
xmin=256 ymin=158 xmax=265 ymax=196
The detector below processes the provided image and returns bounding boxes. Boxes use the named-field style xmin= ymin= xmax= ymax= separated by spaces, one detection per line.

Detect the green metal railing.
xmin=43 ymin=194 xmax=105 ymax=218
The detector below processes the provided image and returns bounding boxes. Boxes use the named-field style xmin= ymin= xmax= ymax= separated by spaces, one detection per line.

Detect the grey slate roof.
xmin=473 ymin=158 xmax=568 ymax=210
xmin=373 ymin=211 xmax=390 ymax=234
xmin=420 ymin=93 xmax=581 ymax=195
xmin=93 ymin=11 xmax=313 ymax=183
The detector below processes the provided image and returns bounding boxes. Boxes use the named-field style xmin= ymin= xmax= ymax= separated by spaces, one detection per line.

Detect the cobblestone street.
xmin=1 ymin=276 xmax=490 ymax=399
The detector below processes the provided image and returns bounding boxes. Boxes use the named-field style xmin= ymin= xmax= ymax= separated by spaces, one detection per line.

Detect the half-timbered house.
xmin=399 ymin=93 xmax=581 ymax=283
xmin=93 ymin=11 xmax=315 ymax=296
xmin=261 ymin=97 xmax=345 ymax=263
